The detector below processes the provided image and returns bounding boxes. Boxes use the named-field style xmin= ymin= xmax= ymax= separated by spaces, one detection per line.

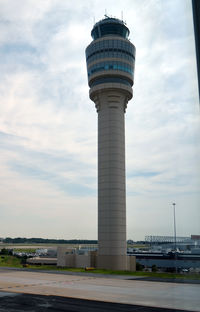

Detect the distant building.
xmin=145 ymin=235 xmax=200 ymax=251
xmin=57 ymin=247 xmax=97 ymax=268
xmin=130 ymin=252 xmax=200 ymax=271
xmin=191 ymin=235 xmax=200 ymax=241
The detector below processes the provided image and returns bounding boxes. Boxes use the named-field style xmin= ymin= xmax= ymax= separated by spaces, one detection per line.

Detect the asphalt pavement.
xmin=0 ymin=292 xmax=195 ymax=312
xmin=0 ymin=268 xmax=199 ymax=311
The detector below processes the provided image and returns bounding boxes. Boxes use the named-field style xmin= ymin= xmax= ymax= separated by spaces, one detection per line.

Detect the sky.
xmin=0 ymin=0 xmax=199 ymax=241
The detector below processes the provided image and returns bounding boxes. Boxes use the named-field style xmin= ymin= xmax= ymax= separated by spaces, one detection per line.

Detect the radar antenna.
xmin=104 ymin=9 xmax=109 ymax=19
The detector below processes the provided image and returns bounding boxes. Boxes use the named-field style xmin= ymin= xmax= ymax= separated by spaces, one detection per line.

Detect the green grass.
xmin=0 ymin=255 xmax=22 ymax=267
xmin=27 ymin=267 xmax=200 ymax=280
xmin=25 ymin=265 xmax=87 ymax=271
xmin=127 ymin=244 xmax=149 ymax=248
xmin=77 ymin=269 xmax=200 ymax=280
xmin=0 ymin=256 xmax=199 ymax=280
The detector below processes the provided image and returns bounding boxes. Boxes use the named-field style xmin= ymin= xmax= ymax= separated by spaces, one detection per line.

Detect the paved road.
xmin=0 ymin=268 xmax=199 ymax=311
xmin=0 ymin=292 xmax=194 ymax=312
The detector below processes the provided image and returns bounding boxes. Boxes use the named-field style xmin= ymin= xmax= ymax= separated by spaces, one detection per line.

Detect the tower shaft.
xmin=97 ymin=91 xmax=127 ymax=269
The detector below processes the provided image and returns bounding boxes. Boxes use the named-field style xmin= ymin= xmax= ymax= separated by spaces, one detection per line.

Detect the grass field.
xmin=0 ymin=255 xmax=22 ymax=267
xmin=0 ymin=255 xmax=200 ymax=280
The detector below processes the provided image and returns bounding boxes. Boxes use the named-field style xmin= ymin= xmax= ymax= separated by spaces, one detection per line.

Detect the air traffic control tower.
xmin=86 ymin=16 xmax=136 ymax=270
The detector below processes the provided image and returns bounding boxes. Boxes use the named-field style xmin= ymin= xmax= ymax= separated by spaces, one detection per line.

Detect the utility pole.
xmin=173 ymin=202 xmax=177 ymax=251
xmin=172 ymin=202 xmax=177 ymax=273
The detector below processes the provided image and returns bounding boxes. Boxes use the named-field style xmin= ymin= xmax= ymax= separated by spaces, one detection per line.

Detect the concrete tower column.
xmin=85 ymin=16 xmax=136 ymax=270
xmin=96 ymin=90 xmax=127 ymax=270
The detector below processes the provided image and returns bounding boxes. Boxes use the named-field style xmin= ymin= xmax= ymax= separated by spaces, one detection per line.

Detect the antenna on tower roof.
xmin=104 ymin=9 xmax=109 ymax=19
xmin=121 ymin=10 xmax=123 ymax=21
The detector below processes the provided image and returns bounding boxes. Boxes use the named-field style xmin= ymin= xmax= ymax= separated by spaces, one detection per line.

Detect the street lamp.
xmin=172 ymin=203 xmax=177 ymax=251
xmin=172 ymin=202 xmax=177 ymax=273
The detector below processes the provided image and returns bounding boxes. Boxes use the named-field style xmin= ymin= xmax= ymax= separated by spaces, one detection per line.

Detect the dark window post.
xmin=192 ymin=0 xmax=200 ymax=102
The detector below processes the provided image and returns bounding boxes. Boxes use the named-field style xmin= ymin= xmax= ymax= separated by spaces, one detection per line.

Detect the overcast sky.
xmin=0 ymin=0 xmax=199 ymax=240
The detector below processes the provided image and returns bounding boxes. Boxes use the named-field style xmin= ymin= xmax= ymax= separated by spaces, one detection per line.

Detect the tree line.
xmin=3 ymin=237 xmax=98 ymax=244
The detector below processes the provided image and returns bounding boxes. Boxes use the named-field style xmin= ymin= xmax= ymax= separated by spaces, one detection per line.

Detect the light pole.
xmin=172 ymin=202 xmax=177 ymax=273
xmin=173 ymin=202 xmax=177 ymax=251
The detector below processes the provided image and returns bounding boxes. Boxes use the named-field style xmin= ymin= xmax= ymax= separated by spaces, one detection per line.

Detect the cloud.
xmin=0 ymin=0 xmax=199 ymax=239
